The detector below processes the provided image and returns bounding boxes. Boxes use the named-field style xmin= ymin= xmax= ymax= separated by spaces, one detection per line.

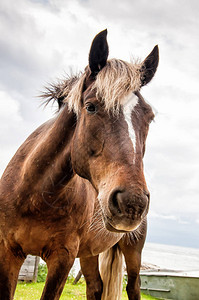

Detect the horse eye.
xmin=85 ymin=102 xmax=97 ymax=114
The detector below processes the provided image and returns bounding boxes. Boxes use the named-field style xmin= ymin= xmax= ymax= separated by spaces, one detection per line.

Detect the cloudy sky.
xmin=0 ymin=0 xmax=199 ymax=248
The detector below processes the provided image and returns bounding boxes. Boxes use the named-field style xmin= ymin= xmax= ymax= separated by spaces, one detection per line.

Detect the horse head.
xmin=68 ymin=30 xmax=158 ymax=233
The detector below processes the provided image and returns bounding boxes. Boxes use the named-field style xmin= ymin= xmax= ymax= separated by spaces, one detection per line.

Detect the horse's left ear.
xmin=89 ymin=29 xmax=109 ymax=76
xmin=141 ymin=45 xmax=159 ymax=86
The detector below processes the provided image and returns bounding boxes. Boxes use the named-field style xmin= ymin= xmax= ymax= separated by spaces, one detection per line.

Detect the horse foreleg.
xmin=0 ymin=241 xmax=25 ymax=300
xmin=80 ymin=255 xmax=103 ymax=300
xmin=40 ymin=248 xmax=77 ymax=300
xmin=119 ymin=235 xmax=145 ymax=300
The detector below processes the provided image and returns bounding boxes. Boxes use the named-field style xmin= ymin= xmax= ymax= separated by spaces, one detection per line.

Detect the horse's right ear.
xmin=89 ymin=29 xmax=109 ymax=77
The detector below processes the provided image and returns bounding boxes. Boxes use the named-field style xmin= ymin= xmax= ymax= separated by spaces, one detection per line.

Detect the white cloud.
xmin=149 ymin=211 xmax=189 ymax=224
xmin=0 ymin=90 xmax=22 ymax=122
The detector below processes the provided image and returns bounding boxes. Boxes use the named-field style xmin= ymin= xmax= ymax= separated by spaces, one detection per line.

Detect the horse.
xmin=0 ymin=29 xmax=159 ymax=300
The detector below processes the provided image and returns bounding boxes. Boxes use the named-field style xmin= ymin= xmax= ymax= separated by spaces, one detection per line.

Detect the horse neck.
xmin=20 ymin=106 xmax=76 ymax=194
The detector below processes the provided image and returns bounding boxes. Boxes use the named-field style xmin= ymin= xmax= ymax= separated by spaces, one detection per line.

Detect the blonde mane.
xmin=65 ymin=58 xmax=142 ymax=115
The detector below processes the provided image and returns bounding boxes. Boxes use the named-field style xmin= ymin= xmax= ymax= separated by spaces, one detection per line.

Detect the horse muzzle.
xmin=103 ymin=188 xmax=150 ymax=233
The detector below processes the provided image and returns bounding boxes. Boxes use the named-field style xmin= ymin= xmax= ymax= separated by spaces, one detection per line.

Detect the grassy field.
xmin=14 ymin=280 xmax=158 ymax=300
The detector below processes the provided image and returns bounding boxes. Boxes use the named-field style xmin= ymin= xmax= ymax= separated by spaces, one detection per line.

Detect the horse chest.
xmin=77 ymin=226 xmax=123 ymax=257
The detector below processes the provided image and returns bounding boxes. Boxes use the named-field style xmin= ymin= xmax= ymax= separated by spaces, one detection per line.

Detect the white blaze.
xmin=123 ymin=93 xmax=138 ymax=153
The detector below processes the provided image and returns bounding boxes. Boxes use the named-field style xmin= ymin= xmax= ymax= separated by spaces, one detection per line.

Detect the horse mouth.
xmin=104 ymin=220 xmax=128 ymax=233
xmin=103 ymin=214 xmax=141 ymax=233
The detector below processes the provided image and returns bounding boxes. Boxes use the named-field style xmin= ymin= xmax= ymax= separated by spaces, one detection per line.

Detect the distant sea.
xmin=142 ymin=243 xmax=199 ymax=272
xmin=70 ymin=243 xmax=199 ymax=276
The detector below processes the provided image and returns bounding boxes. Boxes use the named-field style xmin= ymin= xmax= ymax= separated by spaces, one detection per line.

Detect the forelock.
xmin=66 ymin=58 xmax=142 ymax=115
xmin=94 ymin=59 xmax=142 ymax=114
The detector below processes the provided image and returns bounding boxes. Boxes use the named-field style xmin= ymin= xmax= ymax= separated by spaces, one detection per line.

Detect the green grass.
xmin=14 ymin=280 xmax=158 ymax=300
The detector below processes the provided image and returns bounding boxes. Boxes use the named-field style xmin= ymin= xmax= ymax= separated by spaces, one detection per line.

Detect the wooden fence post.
xmin=33 ymin=256 xmax=40 ymax=282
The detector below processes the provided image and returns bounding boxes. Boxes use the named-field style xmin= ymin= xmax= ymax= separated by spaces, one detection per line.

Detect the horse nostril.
xmin=109 ymin=188 xmax=149 ymax=218
xmin=109 ymin=189 xmax=122 ymax=215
